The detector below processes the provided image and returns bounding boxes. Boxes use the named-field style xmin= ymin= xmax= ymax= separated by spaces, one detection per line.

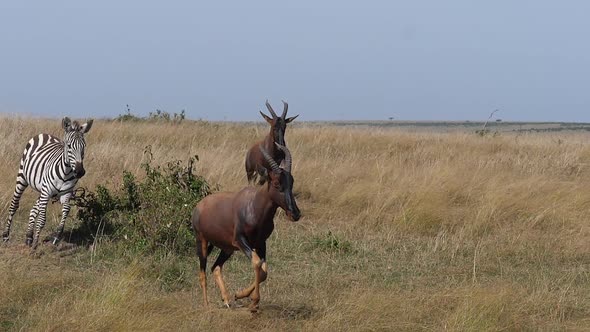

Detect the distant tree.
xmin=482 ymin=110 xmax=499 ymax=128
xmin=476 ymin=109 xmax=500 ymax=136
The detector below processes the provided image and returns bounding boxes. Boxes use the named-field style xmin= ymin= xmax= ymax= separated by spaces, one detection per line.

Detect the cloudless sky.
xmin=1 ymin=1 xmax=589 ymax=122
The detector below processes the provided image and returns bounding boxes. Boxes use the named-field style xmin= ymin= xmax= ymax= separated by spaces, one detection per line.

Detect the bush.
xmin=115 ymin=105 xmax=186 ymax=123
xmin=73 ymin=146 xmax=211 ymax=254
xmin=115 ymin=104 xmax=143 ymax=122
xmin=147 ymin=109 xmax=186 ymax=123
xmin=311 ymin=231 xmax=355 ymax=254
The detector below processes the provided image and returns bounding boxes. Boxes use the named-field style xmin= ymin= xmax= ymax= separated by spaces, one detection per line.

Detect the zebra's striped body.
xmin=2 ymin=117 xmax=93 ymax=248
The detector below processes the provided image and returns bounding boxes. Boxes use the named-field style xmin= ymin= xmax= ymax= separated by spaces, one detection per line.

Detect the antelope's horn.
xmin=281 ymin=100 xmax=288 ymax=119
xmin=259 ymin=144 xmax=280 ymax=172
xmin=265 ymin=100 xmax=278 ymax=118
xmin=275 ymin=142 xmax=292 ymax=172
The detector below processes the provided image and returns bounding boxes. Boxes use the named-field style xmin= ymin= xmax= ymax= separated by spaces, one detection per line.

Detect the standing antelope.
xmin=245 ymin=100 xmax=298 ymax=184
xmin=192 ymin=143 xmax=301 ymax=312
xmin=2 ymin=117 xmax=93 ymax=249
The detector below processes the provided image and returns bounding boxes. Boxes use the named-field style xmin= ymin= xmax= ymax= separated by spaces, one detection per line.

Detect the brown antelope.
xmin=192 ymin=143 xmax=301 ymax=312
xmin=245 ymin=100 xmax=298 ymax=184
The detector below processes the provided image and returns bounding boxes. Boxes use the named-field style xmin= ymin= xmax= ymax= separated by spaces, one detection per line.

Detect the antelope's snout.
xmin=74 ymin=162 xmax=85 ymax=178
xmin=287 ymin=205 xmax=301 ymax=222
xmin=288 ymin=211 xmax=301 ymax=222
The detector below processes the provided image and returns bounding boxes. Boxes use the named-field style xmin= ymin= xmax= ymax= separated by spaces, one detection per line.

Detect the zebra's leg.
xmin=2 ymin=175 xmax=28 ymax=242
xmin=52 ymin=192 xmax=72 ymax=245
xmin=30 ymin=190 xmax=50 ymax=249
xmin=25 ymin=198 xmax=41 ymax=246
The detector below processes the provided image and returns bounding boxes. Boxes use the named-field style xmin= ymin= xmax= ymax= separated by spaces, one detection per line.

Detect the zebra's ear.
xmin=62 ymin=117 xmax=72 ymax=132
xmin=80 ymin=119 xmax=93 ymax=134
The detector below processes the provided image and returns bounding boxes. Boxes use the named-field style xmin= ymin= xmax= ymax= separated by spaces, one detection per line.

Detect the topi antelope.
xmin=192 ymin=143 xmax=300 ymax=312
xmin=245 ymin=100 xmax=298 ymax=185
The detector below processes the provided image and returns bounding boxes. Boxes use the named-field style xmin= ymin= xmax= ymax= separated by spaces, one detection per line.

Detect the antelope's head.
xmin=260 ymin=143 xmax=301 ymax=221
xmin=259 ymin=100 xmax=298 ymax=146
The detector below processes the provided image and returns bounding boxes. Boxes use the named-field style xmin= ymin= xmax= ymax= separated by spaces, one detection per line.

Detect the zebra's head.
xmin=62 ymin=117 xmax=93 ymax=179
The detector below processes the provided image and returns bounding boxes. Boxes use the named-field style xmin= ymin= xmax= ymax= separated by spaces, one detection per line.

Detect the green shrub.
xmin=311 ymin=231 xmax=355 ymax=254
xmin=73 ymin=146 xmax=211 ymax=255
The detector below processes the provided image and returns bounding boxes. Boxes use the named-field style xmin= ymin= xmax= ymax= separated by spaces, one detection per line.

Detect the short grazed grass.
xmin=1 ymin=116 xmax=590 ymax=331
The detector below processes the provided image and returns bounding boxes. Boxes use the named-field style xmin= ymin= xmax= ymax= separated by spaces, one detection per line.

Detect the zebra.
xmin=2 ymin=117 xmax=93 ymax=249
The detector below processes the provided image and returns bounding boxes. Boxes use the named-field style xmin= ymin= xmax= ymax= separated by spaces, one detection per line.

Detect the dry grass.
xmin=1 ymin=115 xmax=590 ymax=331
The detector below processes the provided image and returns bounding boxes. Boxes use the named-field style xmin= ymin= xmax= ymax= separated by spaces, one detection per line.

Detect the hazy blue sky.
xmin=1 ymin=1 xmax=589 ymax=121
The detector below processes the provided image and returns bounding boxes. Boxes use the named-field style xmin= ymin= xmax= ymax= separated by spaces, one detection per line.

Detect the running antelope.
xmin=192 ymin=143 xmax=301 ymax=312
xmin=245 ymin=100 xmax=298 ymax=184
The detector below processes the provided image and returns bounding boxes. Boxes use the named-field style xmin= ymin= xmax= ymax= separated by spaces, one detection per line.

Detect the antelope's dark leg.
xmin=235 ymin=235 xmax=264 ymax=312
xmin=256 ymin=166 xmax=268 ymax=185
xmin=246 ymin=170 xmax=257 ymax=184
xmin=257 ymin=243 xmax=268 ymax=283
xmin=206 ymin=243 xmax=214 ymax=256
xmin=196 ymin=236 xmax=209 ymax=307
xmin=235 ymin=243 xmax=267 ymax=300
xmin=211 ymin=250 xmax=233 ymax=308
xmin=245 ymin=151 xmax=256 ymax=184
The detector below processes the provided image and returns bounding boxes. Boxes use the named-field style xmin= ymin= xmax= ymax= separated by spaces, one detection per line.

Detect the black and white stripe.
xmin=2 ymin=117 xmax=93 ymax=248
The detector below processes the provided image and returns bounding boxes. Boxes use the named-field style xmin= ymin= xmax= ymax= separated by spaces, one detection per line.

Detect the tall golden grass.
xmin=1 ymin=115 xmax=590 ymax=331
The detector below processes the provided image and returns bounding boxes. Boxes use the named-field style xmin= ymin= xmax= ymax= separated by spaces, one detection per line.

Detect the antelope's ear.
xmin=285 ymin=114 xmax=299 ymax=123
xmin=80 ymin=119 xmax=94 ymax=133
xmin=260 ymin=111 xmax=273 ymax=124
xmin=62 ymin=117 xmax=72 ymax=132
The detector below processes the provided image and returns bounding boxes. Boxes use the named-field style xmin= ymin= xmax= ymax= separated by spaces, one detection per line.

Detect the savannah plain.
xmin=1 ymin=116 xmax=590 ymax=331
